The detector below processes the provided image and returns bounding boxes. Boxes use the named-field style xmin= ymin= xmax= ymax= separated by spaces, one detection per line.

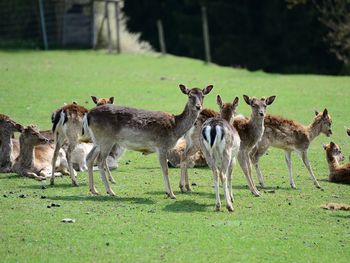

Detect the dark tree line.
xmin=123 ymin=0 xmax=348 ymax=75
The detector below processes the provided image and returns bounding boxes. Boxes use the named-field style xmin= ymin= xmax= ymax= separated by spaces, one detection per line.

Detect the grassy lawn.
xmin=0 ymin=50 xmax=349 ymax=262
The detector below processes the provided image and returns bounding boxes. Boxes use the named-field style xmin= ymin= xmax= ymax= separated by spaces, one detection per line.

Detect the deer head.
xmin=21 ymin=125 xmax=52 ymax=146
xmin=0 ymin=114 xmax=24 ymax=135
xmin=323 ymin=141 xmax=344 ymax=162
xmin=179 ymin=84 xmax=213 ymax=111
xmin=91 ymin=96 xmax=114 ymax=106
xmin=243 ymin=95 xmax=276 ymax=118
xmin=217 ymin=95 xmax=239 ymax=123
xmin=315 ymin=109 xmax=332 ymax=137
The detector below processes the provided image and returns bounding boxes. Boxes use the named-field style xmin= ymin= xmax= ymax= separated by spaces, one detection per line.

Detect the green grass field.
xmin=0 ymin=50 xmax=349 ymax=262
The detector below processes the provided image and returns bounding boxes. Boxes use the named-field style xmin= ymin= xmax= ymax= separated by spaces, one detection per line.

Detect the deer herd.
xmin=0 ymin=84 xmax=349 ymax=212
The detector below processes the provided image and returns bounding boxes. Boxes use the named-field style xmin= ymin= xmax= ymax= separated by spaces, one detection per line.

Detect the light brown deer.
xmin=250 ymin=109 xmax=332 ymax=189
xmin=84 ymin=84 xmax=213 ymax=198
xmin=167 ymin=138 xmax=207 ymax=168
xmin=323 ymin=142 xmax=350 ymax=184
xmin=50 ymin=103 xmax=88 ymax=186
xmin=12 ymin=125 xmax=68 ymax=180
xmin=200 ymin=95 xmax=240 ymax=212
xmin=0 ymin=114 xmax=23 ymax=172
xmin=233 ymin=95 xmax=276 ymax=197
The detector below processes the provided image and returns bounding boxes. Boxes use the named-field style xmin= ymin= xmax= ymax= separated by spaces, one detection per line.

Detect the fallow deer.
xmin=251 ymin=109 xmax=332 ymax=189
xmin=200 ymin=95 xmax=240 ymax=211
xmin=0 ymin=114 xmax=23 ymax=172
xmin=50 ymin=103 xmax=88 ymax=186
xmin=323 ymin=142 xmax=350 ymax=184
xmin=12 ymin=125 xmax=68 ymax=180
xmin=91 ymin=96 xmax=114 ymax=106
xmin=233 ymin=95 xmax=276 ymax=196
xmin=84 ymin=84 xmax=213 ymax=198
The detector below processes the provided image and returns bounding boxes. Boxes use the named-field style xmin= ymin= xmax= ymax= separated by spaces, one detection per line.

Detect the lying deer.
xmin=0 ymin=114 xmax=23 ymax=172
xmin=91 ymin=96 xmax=114 ymax=106
xmin=12 ymin=125 xmax=68 ymax=180
xmin=251 ymin=109 xmax=332 ymax=189
xmin=323 ymin=142 xmax=350 ymax=184
xmin=233 ymin=95 xmax=276 ymax=196
xmin=84 ymin=84 xmax=213 ymax=198
xmin=200 ymin=95 xmax=240 ymax=212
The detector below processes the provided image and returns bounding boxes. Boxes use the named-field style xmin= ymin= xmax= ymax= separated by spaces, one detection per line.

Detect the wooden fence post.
xmin=115 ymin=0 xmax=121 ymax=53
xmin=38 ymin=0 xmax=48 ymax=50
xmin=201 ymin=5 xmax=211 ymax=64
xmin=157 ymin=19 xmax=166 ymax=56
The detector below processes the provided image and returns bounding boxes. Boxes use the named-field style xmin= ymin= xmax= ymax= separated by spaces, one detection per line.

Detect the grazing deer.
xmin=91 ymin=96 xmax=114 ymax=106
xmin=50 ymin=103 xmax=88 ymax=186
xmin=233 ymin=95 xmax=276 ymax=197
xmin=323 ymin=142 xmax=350 ymax=184
xmin=167 ymin=138 xmax=207 ymax=168
xmin=12 ymin=125 xmax=68 ymax=180
xmin=84 ymin=84 xmax=213 ymax=197
xmin=200 ymin=95 xmax=240 ymax=211
xmin=251 ymin=109 xmax=332 ymax=189
xmin=0 ymin=114 xmax=23 ymax=172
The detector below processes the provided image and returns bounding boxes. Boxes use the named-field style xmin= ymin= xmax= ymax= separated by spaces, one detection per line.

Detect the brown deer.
xmin=12 ymin=125 xmax=68 ymax=180
xmin=91 ymin=96 xmax=114 ymax=106
xmin=167 ymin=138 xmax=207 ymax=168
xmin=50 ymin=103 xmax=88 ymax=186
xmin=233 ymin=95 xmax=276 ymax=196
xmin=251 ymin=109 xmax=332 ymax=189
xmin=84 ymin=84 xmax=213 ymax=198
xmin=0 ymin=114 xmax=23 ymax=172
xmin=200 ymin=95 xmax=240 ymax=212
xmin=323 ymin=142 xmax=350 ymax=184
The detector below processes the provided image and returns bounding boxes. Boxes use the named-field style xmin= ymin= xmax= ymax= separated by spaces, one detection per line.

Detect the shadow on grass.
xmin=163 ymin=200 xmax=212 ymax=212
xmin=0 ymin=174 xmax=19 ymax=180
xmin=47 ymin=195 xmax=155 ymax=205
xmin=18 ymin=183 xmax=87 ymax=190
xmin=331 ymin=214 xmax=350 ymax=219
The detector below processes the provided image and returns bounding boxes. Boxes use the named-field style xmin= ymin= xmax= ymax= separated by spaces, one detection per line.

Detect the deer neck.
xmin=18 ymin=137 xmax=34 ymax=169
xmin=307 ymin=119 xmax=322 ymax=142
xmin=174 ymin=103 xmax=199 ymax=138
xmin=249 ymin=113 xmax=265 ymax=137
xmin=326 ymin=153 xmax=339 ymax=171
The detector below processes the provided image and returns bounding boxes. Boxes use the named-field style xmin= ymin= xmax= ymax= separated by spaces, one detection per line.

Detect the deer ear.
xmin=323 ymin=108 xmax=328 ymax=118
xmin=243 ymin=95 xmax=251 ymax=105
xmin=233 ymin=97 xmax=239 ymax=107
xmin=203 ymin=85 xmax=213 ymax=95
xmin=315 ymin=110 xmax=319 ymax=116
xmin=179 ymin=84 xmax=190 ymax=95
xmin=322 ymin=144 xmax=327 ymax=150
xmin=216 ymin=95 xmax=223 ymax=107
xmin=109 ymin=97 xmax=114 ymax=104
xmin=91 ymin=96 xmax=98 ymax=104
xmin=266 ymin=95 xmax=276 ymax=105
xmin=330 ymin=141 xmax=335 ymax=148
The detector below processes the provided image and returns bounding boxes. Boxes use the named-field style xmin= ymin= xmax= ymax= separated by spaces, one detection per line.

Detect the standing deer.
xmin=233 ymin=95 xmax=276 ymax=197
xmin=51 ymin=103 xmax=88 ymax=186
xmin=323 ymin=142 xmax=350 ymax=184
xmin=200 ymin=95 xmax=240 ymax=211
xmin=84 ymin=84 xmax=213 ymax=198
xmin=12 ymin=125 xmax=68 ymax=180
xmin=0 ymin=114 xmax=23 ymax=172
xmin=251 ymin=109 xmax=332 ymax=189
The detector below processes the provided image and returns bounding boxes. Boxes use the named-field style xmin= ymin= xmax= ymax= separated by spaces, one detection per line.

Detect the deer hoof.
xmin=227 ymin=205 xmax=234 ymax=212
xmin=215 ymin=204 xmax=221 ymax=212
xmin=90 ymin=189 xmax=99 ymax=195
xmin=167 ymin=192 xmax=176 ymax=199
xmin=253 ymin=191 xmax=261 ymax=197
xmin=291 ymin=184 xmax=297 ymax=189
xmin=185 ymin=185 xmax=192 ymax=192
xmin=179 ymin=185 xmax=187 ymax=193
xmin=72 ymin=181 xmax=79 ymax=187
xmin=107 ymin=190 xmax=116 ymax=196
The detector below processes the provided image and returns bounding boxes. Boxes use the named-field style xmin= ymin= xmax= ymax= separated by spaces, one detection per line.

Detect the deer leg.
xmin=50 ymin=138 xmax=63 ymax=185
xmin=86 ymin=146 xmax=99 ymax=195
xmin=285 ymin=151 xmax=296 ymax=189
xmin=97 ymin=145 xmax=115 ymax=196
xmin=66 ymin=144 xmax=78 ymax=186
xmin=238 ymin=151 xmax=260 ymax=197
xmin=159 ymin=151 xmax=176 ymax=199
xmin=105 ymin=159 xmax=116 ymax=184
xmin=300 ymin=151 xmax=321 ymax=188
xmin=221 ymin=158 xmax=234 ymax=212
xmin=179 ymin=145 xmax=197 ymax=193
xmin=251 ymin=149 xmax=266 ymax=188
xmin=211 ymin=166 xmax=221 ymax=211
xmin=227 ymin=157 xmax=235 ymax=202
